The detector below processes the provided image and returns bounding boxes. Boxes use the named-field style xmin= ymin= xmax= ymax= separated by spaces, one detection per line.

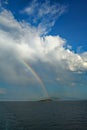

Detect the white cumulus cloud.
xmin=0 ymin=5 xmax=87 ymax=89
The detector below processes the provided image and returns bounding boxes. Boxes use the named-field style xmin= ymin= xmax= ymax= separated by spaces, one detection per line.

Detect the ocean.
xmin=0 ymin=101 xmax=87 ymax=130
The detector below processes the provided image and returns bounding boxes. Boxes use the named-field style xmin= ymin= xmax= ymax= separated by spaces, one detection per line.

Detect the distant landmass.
xmin=39 ymin=97 xmax=60 ymax=102
xmin=39 ymin=98 xmax=52 ymax=102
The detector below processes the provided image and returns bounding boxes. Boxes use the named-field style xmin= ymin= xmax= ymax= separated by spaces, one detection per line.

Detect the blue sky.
xmin=0 ymin=0 xmax=87 ymax=101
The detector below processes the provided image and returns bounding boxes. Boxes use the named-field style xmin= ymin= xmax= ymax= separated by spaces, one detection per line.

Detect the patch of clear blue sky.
xmin=50 ymin=0 xmax=87 ymax=52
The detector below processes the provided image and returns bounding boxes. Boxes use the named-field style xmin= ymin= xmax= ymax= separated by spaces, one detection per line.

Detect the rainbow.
xmin=20 ymin=59 xmax=49 ymax=99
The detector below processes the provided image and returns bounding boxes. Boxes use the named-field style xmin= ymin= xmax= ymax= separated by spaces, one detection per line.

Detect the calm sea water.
xmin=0 ymin=101 xmax=87 ymax=130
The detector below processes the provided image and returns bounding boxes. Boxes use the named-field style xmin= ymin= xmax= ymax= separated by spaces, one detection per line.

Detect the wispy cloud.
xmin=22 ymin=0 xmax=67 ymax=34
xmin=0 ymin=0 xmax=8 ymax=7
xmin=4 ymin=0 xmax=8 ymax=5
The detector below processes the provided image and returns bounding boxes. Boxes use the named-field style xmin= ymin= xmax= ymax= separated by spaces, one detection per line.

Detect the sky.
xmin=0 ymin=0 xmax=87 ymax=101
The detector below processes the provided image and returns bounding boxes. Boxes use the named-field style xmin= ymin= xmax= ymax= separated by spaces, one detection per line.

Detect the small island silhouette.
xmin=39 ymin=97 xmax=60 ymax=102
xmin=39 ymin=98 xmax=52 ymax=102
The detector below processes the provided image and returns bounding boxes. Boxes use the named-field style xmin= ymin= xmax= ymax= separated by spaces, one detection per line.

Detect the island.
xmin=39 ymin=98 xmax=53 ymax=102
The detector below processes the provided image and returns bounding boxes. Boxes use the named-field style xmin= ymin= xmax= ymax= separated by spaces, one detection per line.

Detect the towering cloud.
xmin=0 ymin=0 xmax=87 ymax=100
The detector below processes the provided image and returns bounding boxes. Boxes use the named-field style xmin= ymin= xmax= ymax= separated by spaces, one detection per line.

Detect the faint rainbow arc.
xmin=20 ymin=59 xmax=49 ymax=98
